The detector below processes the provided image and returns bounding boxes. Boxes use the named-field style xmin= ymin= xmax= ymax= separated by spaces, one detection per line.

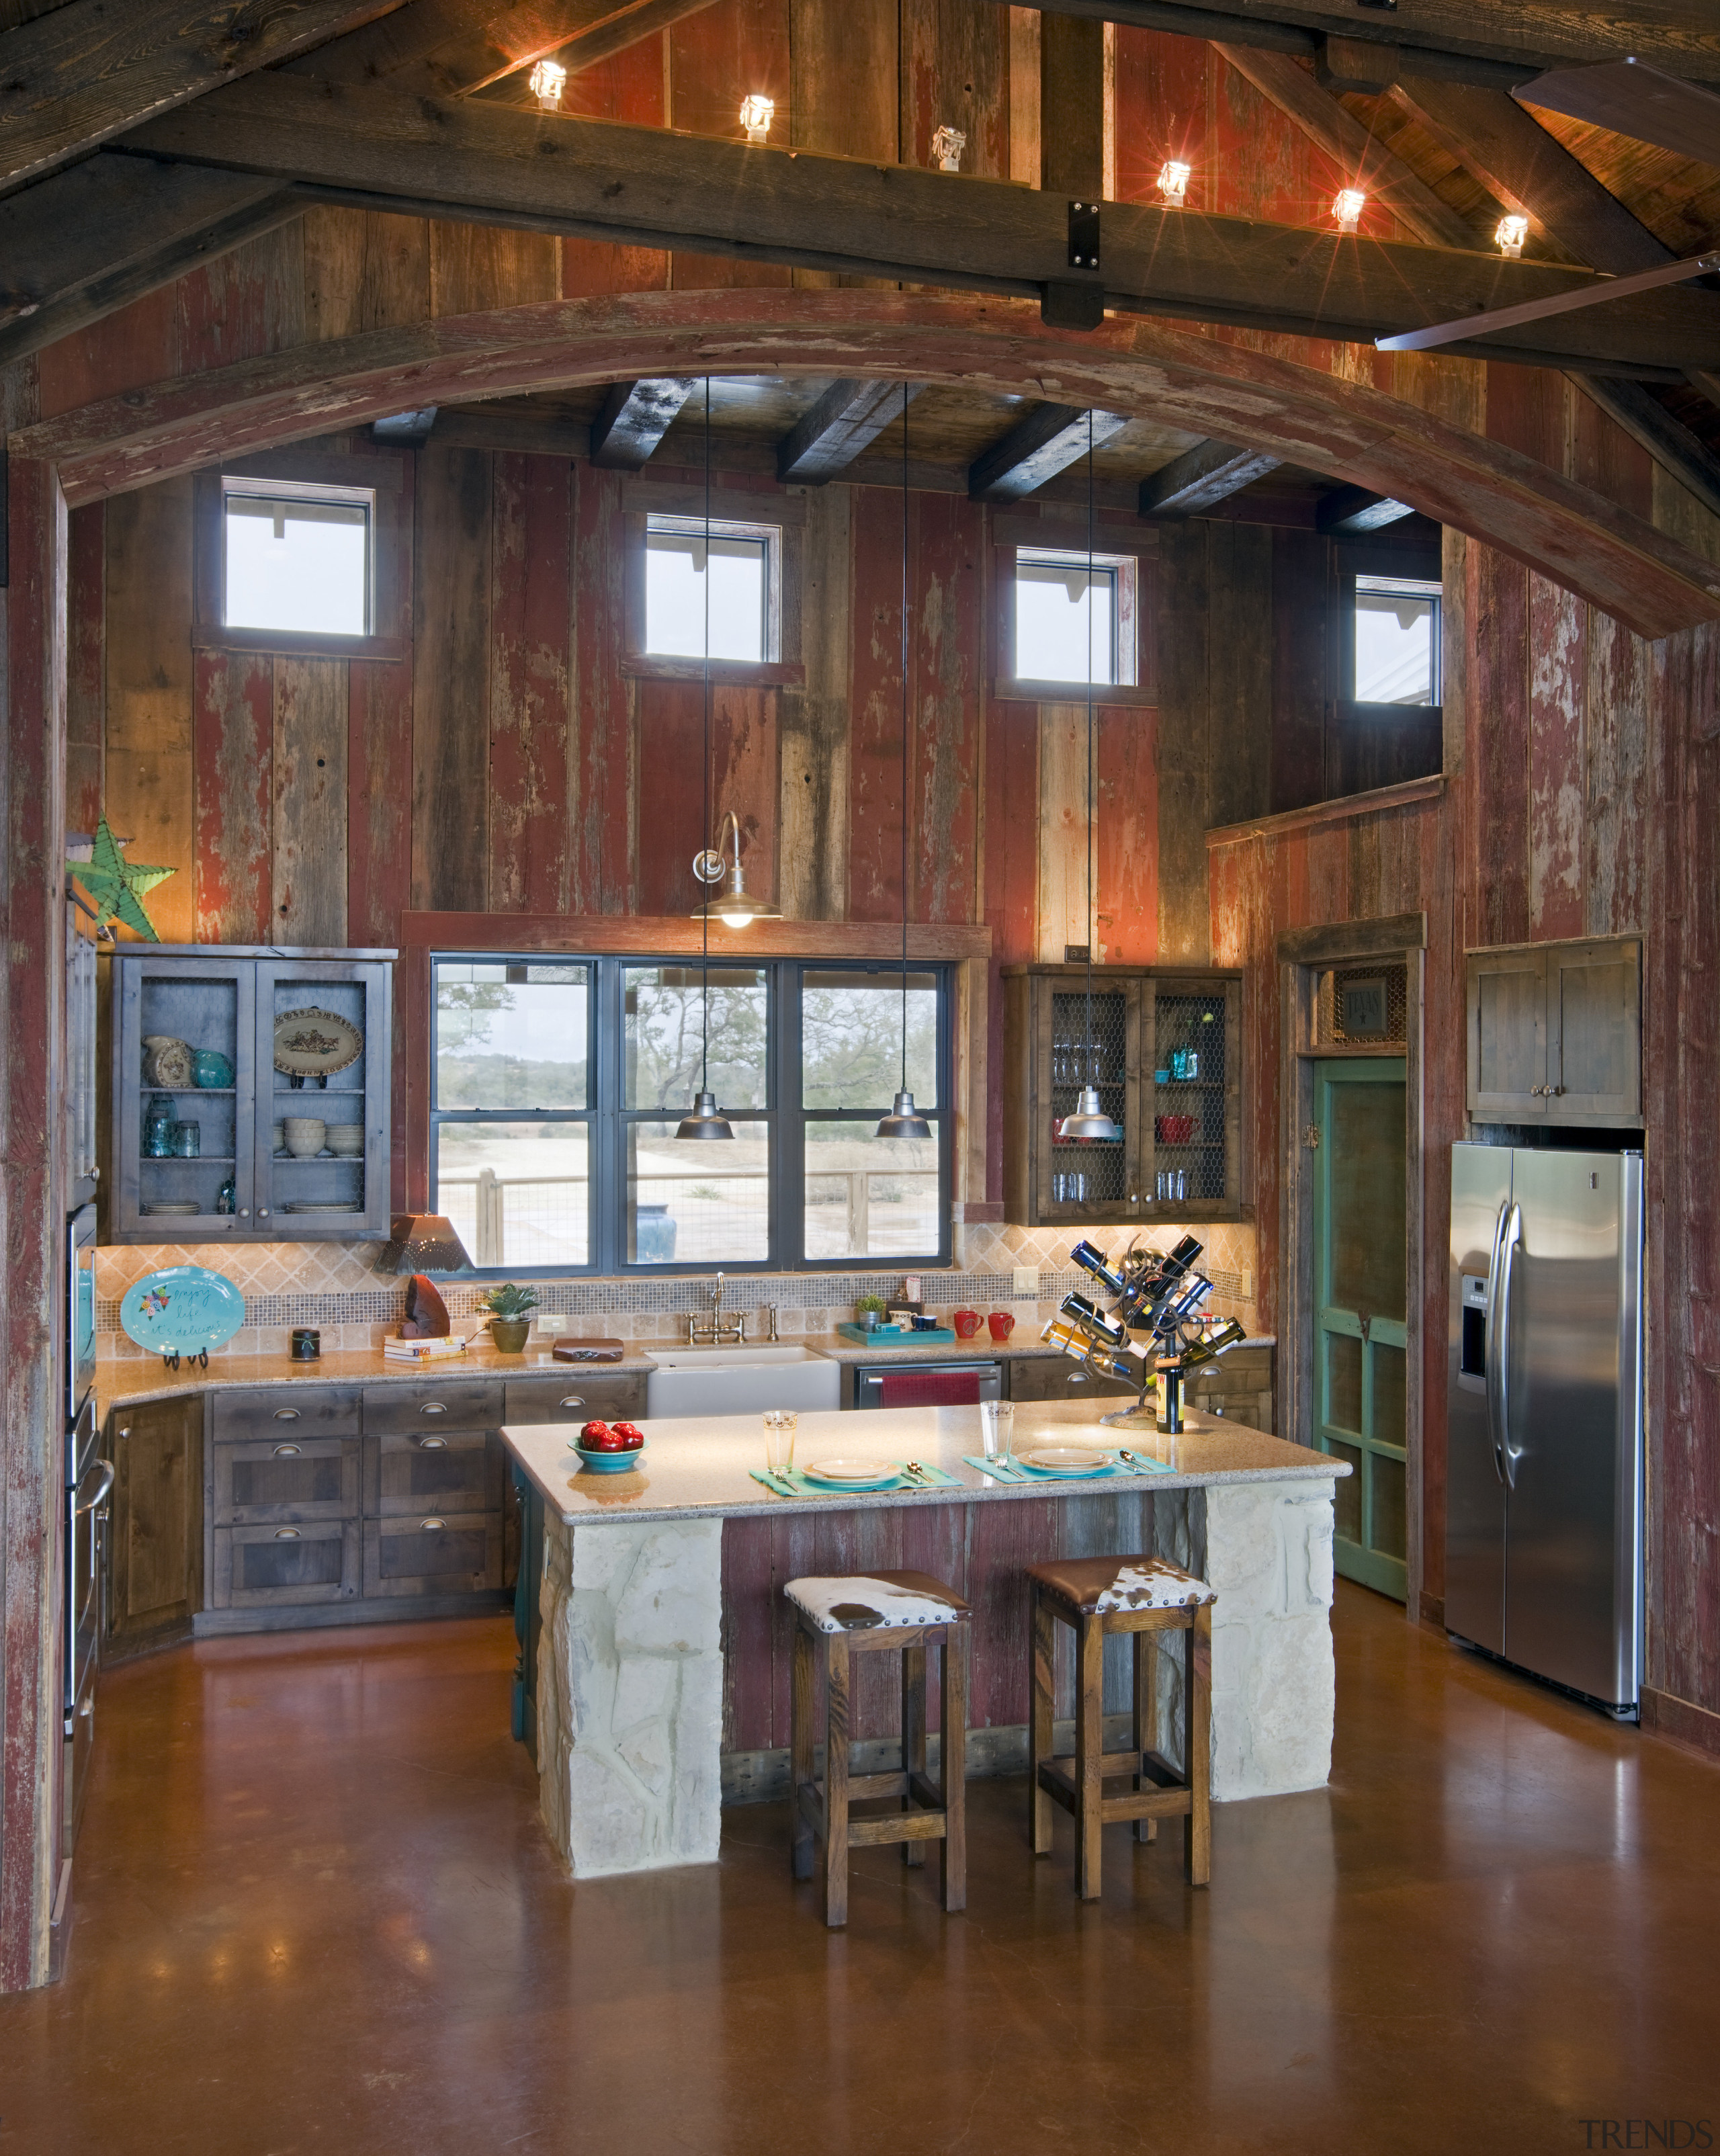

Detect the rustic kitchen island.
xmin=501 ymin=1402 xmax=1346 ymax=1879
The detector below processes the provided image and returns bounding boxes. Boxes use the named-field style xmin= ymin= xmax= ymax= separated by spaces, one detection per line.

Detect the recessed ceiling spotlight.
xmin=529 ymin=58 xmax=566 ymax=108
xmin=740 ymin=93 xmax=775 ymax=143
xmin=1495 ymin=213 xmax=1529 ymax=257
xmin=931 ymin=125 xmax=967 ymax=172
xmin=1158 ymin=160 xmax=1191 ymax=208
xmin=1332 ymin=187 xmax=1367 ymax=233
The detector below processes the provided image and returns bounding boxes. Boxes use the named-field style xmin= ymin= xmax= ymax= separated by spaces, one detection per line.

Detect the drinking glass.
xmin=763 ymin=1410 xmax=798 ymax=1473
xmin=980 ymin=1400 xmax=1014 ymax=1461
xmin=169 ymin=1121 xmax=200 ymax=1158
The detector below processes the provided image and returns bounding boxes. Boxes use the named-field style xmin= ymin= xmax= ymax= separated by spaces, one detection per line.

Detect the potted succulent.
xmin=855 ymin=1293 xmax=887 ymax=1333
xmin=478 ymin=1281 xmax=540 ymax=1354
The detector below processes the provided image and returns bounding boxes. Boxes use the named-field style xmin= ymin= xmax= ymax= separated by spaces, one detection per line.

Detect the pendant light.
xmin=1058 ymin=412 xmax=1123 ymax=1146
xmin=677 ymin=378 xmax=735 ymax=1143
xmin=691 ymin=809 xmax=781 ymax=930
xmin=877 ymin=382 xmax=932 ymax=1145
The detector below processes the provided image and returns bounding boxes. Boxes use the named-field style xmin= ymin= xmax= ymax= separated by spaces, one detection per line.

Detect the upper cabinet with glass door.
xmin=111 ymin=949 xmax=393 ymax=1242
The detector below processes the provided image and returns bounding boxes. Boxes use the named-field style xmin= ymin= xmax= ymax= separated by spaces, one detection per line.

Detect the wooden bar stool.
xmin=786 ymin=1571 xmax=970 ymax=1928
xmin=1027 ymin=1555 xmax=1213 ymax=1901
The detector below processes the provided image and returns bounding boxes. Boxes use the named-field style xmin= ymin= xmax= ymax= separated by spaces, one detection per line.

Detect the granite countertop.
xmin=95 ymin=1345 xmax=657 ymax=1416
xmin=501 ymin=1398 xmax=1344 ymax=1526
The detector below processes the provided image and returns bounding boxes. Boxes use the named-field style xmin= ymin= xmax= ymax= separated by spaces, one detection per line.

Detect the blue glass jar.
xmin=143 ymin=1092 xmax=176 ymax=1157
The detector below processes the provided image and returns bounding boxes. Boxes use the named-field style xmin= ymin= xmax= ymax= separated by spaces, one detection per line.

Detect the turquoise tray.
xmin=120 ymin=1264 xmax=245 ymax=1366
xmin=834 ymin=1323 xmax=957 ymax=1344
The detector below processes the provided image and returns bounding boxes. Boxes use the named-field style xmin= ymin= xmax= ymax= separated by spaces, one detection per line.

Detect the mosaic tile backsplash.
xmin=94 ymin=1219 xmax=1260 ymax=1360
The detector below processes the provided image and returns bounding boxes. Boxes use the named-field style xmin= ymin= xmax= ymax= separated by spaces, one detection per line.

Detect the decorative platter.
xmin=119 ymin=1266 xmax=245 ymax=1357
xmin=273 ymin=1007 xmax=363 ymax=1079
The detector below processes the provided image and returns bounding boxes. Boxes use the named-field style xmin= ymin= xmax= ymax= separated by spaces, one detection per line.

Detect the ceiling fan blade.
xmin=1377 ymin=250 xmax=1720 ymax=354
xmin=1513 ymin=58 xmax=1720 ymax=167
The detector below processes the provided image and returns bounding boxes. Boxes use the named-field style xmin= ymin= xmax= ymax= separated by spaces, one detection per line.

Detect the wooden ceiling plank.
xmin=0 ymin=0 xmax=407 ymax=193
xmin=1316 ymin=483 xmax=1416 ymax=533
xmin=1572 ymin=379 xmax=1720 ymax=525
xmin=1215 ymin=44 xmax=1479 ymax=251
xmin=589 ymin=377 xmax=699 ymax=467
xmin=775 ymin=379 xmax=924 ymax=484
xmin=1138 ymin=438 xmax=1283 ymax=515
xmin=968 ymin=404 xmax=1130 ymax=501
xmin=115 ymin=74 xmax=1720 ymax=372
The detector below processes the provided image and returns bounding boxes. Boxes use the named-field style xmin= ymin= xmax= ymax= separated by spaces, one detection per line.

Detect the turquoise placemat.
xmin=749 ymin=1461 xmax=965 ymax=1498
xmin=961 ymin=1452 xmax=1170 ymax=1483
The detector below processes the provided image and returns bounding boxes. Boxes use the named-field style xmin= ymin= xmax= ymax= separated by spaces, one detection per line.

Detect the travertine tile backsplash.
xmin=94 ymin=1219 xmax=1260 ymax=1361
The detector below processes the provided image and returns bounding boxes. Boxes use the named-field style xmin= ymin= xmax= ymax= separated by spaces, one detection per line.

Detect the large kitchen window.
xmin=430 ymin=956 xmax=952 ymax=1274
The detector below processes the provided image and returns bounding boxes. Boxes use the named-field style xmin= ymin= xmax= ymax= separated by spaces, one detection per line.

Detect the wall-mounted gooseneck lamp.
xmin=691 ymin=810 xmax=780 ymax=931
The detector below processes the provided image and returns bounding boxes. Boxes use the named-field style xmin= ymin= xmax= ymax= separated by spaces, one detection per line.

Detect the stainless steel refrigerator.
xmin=1447 ymin=1142 xmax=1643 ymax=1717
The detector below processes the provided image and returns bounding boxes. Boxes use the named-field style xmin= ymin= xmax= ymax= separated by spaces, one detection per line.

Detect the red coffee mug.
xmin=953 ymin=1309 xmax=982 ymax=1338
xmin=988 ymin=1311 xmax=1015 ymax=1342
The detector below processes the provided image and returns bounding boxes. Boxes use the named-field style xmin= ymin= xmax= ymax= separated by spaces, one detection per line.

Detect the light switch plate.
xmin=1242 ymin=1268 xmax=1254 ymax=1300
xmin=1013 ymin=1266 xmax=1039 ymax=1299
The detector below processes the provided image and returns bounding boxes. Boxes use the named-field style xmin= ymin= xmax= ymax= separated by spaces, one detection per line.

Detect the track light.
xmin=1495 ymin=214 xmax=1529 ymax=258
xmin=740 ymin=93 xmax=775 ymax=142
xmin=529 ymin=58 xmax=566 ymax=108
xmin=1332 ymin=187 xmax=1367 ymax=233
xmin=1158 ymin=160 xmax=1191 ymax=208
xmin=931 ymin=125 xmax=966 ymax=171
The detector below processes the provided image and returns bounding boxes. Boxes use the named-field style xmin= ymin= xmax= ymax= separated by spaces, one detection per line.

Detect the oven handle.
xmin=74 ymin=1459 xmax=116 ymax=1518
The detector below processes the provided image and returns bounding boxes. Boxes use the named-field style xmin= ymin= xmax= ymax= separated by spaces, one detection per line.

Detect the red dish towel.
xmin=879 ymin=1371 xmax=982 ymax=1409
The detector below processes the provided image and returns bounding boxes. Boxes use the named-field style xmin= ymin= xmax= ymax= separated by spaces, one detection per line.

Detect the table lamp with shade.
xmin=379 ymin=1213 xmax=473 ymax=1336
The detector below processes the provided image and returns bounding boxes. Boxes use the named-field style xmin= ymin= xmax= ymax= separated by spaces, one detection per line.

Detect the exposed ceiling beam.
xmin=1574 ymin=379 xmax=1720 ymax=525
xmin=1316 ymin=485 xmax=1416 ymax=533
xmin=589 ymin=378 xmax=698 ymax=468
xmin=968 ymin=0 xmax=1720 ymax=89
xmin=372 ymin=407 xmax=439 ymax=443
xmin=0 ymin=0 xmax=406 ymax=196
xmin=1215 ymin=46 xmax=1478 ymax=250
xmin=775 ymin=380 xmax=924 ymax=485
xmin=114 ymin=74 xmax=1720 ymax=372
xmin=1138 ymin=438 xmax=1283 ymax=515
xmin=968 ymin=405 xmax=1131 ymax=502
xmin=1516 ymin=58 xmax=1720 ymax=167
xmin=468 ymin=0 xmax=724 ymax=97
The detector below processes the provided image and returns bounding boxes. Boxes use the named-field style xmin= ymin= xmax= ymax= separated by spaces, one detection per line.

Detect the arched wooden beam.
xmin=15 ymin=289 xmax=1719 ymax=639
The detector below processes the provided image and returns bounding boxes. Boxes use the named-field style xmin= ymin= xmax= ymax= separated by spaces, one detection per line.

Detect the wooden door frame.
xmin=1277 ymin=912 xmax=1427 ymax=1619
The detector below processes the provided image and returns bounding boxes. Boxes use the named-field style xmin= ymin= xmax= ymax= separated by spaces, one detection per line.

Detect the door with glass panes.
xmin=1312 ymin=1059 xmax=1409 ymax=1600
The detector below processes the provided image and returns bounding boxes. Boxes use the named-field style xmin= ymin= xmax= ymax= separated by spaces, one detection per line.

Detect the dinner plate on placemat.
xmin=120 ymin=1266 xmax=245 ymax=1357
xmin=273 ymin=1007 xmax=363 ymax=1079
xmin=802 ymin=1458 xmax=899 ymax=1490
xmin=1017 ymin=1445 xmax=1113 ymax=1477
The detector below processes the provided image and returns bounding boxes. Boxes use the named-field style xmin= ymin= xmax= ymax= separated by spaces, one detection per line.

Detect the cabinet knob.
xmin=273 ymin=1528 xmax=300 ymax=1541
xmin=258 ymin=1209 xmax=270 ymax=1218
xmin=558 ymin=1396 xmax=586 ymax=1411
xmin=273 ymin=1409 xmax=300 ymax=1421
xmin=118 ymin=1426 xmax=131 ymax=1439
xmin=273 ymin=1444 xmax=302 ymax=1457
xmin=421 ymin=1518 xmax=446 ymax=1531
xmin=418 ymin=1436 xmax=447 ymax=1450
xmin=239 ymin=1208 xmax=250 ymax=1219
xmin=419 ymin=1402 xmax=449 ymax=1414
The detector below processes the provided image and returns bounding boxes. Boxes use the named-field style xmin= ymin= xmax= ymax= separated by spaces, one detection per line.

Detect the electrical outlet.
xmin=1013 ymin=1266 xmax=1039 ymax=1299
xmin=1242 ymin=1268 xmax=1254 ymax=1301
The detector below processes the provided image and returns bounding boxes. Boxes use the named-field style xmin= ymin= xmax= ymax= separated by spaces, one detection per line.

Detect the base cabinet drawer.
xmin=214 ymin=1436 xmax=359 ymax=1525
xmin=363 ymin=1513 xmax=504 ymax=1598
xmin=366 ymin=1430 xmax=501 ymax=1516
xmin=503 ymin=1373 xmax=647 ymax=1424
xmin=212 ymin=1388 xmax=361 ymax=1442
xmin=362 ymin=1381 xmax=504 ymax=1436
xmin=213 ymin=1521 xmax=361 ymax=1608
xmin=1007 ymin=1356 xmax=1137 ymax=1404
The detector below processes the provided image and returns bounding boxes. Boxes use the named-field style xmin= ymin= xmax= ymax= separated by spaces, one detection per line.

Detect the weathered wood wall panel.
xmin=488 ymin=451 xmax=573 ymax=914
xmin=411 ymin=445 xmax=492 ymax=912
xmin=192 ymin=649 xmax=274 ymax=942
xmin=64 ymin=501 xmax=103 ymax=835
xmin=271 ymin=658 xmax=349 ymax=946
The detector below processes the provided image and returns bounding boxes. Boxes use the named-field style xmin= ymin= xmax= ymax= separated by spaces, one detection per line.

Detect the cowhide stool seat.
xmin=785 ymin=1571 xmax=971 ymax=1928
xmin=1027 ymin=1554 xmax=1214 ymax=1901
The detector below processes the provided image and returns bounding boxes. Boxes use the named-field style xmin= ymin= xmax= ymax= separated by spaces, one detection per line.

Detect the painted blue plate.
xmin=120 ymin=1266 xmax=245 ymax=1356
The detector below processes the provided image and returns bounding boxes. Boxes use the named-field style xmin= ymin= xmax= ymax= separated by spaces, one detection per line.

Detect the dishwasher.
xmin=853 ymin=1361 xmax=1003 ymax=1408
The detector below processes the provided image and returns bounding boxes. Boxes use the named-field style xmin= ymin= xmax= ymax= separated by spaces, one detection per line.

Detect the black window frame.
xmin=429 ymin=953 xmax=953 ymax=1277
xmin=1340 ymin=560 xmax=1444 ymax=712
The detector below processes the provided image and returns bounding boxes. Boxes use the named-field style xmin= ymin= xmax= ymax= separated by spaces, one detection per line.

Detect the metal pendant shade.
xmin=691 ymin=811 xmax=780 ymax=930
xmin=1058 ymin=1084 xmax=1121 ymax=1143
xmin=877 ymin=1088 xmax=933 ymax=1141
xmin=675 ymin=1090 xmax=734 ymax=1141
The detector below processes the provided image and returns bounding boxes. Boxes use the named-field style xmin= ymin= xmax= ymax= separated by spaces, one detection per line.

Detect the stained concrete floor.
xmin=3 ymin=1582 xmax=1717 ymax=2155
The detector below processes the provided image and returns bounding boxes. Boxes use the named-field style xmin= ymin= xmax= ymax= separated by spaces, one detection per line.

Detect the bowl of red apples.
xmin=571 ymin=1419 xmax=646 ymax=1473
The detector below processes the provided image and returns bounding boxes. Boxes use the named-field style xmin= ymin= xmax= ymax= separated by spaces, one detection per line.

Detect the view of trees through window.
xmin=431 ymin=958 xmax=947 ymax=1270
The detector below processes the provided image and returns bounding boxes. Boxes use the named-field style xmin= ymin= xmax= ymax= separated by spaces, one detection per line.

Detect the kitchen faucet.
xmin=687 ymin=1271 xmax=748 ymax=1347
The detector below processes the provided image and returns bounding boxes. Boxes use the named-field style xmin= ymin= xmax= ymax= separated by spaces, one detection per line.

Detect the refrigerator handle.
xmin=1495 ymin=1203 xmax=1523 ymax=1490
xmin=1484 ymin=1201 xmax=1508 ymax=1485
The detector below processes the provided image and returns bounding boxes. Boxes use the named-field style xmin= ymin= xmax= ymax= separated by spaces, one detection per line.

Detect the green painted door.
xmin=1312 ymin=1059 xmax=1408 ymax=1601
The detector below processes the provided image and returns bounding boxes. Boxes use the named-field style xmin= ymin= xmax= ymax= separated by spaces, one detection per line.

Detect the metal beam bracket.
xmin=1067 ymin=199 xmax=1101 ymax=273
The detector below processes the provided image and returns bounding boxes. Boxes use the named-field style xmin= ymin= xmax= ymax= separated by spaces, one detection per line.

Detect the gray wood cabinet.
xmin=108 ymin=1395 xmax=203 ymax=1660
xmin=1006 ymin=1356 xmax=1135 ymax=1404
xmin=1002 ymin=965 xmax=1245 ymax=1226
xmin=1467 ymin=937 xmax=1641 ymax=1126
xmin=111 ymin=945 xmax=394 ymax=1242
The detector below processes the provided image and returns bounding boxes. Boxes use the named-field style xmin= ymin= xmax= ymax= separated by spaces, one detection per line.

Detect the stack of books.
xmin=383 ymin=1333 xmax=468 ymax=1363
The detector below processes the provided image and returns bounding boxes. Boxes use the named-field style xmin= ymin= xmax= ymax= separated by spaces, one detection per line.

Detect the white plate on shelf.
xmin=1017 ymin=1445 xmax=1111 ymax=1477
xmin=284 ymin=1201 xmax=363 ymax=1213
xmin=802 ymin=1457 xmax=900 ymax=1488
xmin=141 ymin=1201 xmax=201 ymax=1216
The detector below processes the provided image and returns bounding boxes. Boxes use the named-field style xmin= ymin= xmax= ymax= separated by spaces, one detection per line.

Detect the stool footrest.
xmin=848 ymin=1809 xmax=948 ymax=1848
xmin=1037 ymin=1758 xmax=1195 ymax=1825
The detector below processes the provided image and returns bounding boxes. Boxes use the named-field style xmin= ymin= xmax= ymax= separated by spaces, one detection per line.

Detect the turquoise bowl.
xmin=192 ymin=1049 xmax=236 ymax=1088
xmin=572 ymin=1442 xmax=646 ymax=1475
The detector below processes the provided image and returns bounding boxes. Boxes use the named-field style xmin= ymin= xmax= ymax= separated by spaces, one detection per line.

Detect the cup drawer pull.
xmin=273 ymin=1409 xmax=301 ymax=1422
xmin=274 ymin=1528 xmax=301 ymax=1541
xmin=419 ymin=1402 xmax=449 ymax=1415
xmin=421 ymin=1518 xmax=446 ymax=1531
xmin=273 ymin=1443 xmax=303 ymax=1457
xmin=417 ymin=1436 xmax=448 ymax=1450
xmin=558 ymin=1396 xmax=585 ymax=1410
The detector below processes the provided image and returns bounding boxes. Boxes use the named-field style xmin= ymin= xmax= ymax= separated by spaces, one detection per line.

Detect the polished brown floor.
xmin=3 ymin=1583 xmax=1717 ymax=2155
